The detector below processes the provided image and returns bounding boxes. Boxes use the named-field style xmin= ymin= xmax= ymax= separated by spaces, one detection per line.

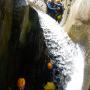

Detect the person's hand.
xmin=57 ymin=7 xmax=60 ymax=10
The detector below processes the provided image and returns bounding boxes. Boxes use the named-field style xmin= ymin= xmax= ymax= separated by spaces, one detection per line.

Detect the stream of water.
xmin=37 ymin=10 xmax=85 ymax=90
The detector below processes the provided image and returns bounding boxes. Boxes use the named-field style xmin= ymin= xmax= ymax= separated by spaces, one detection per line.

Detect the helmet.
xmin=47 ymin=0 xmax=55 ymax=2
xmin=55 ymin=0 xmax=61 ymax=2
xmin=17 ymin=78 xmax=26 ymax=88
xmin=47 ymin=62 xmax=53 ymax=69
xmin=44 ymin=82 xmax=56 ymax=90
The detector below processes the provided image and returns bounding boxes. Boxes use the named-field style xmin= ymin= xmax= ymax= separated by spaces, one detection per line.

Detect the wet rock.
xmin=28 ymin=0 xmax=47 ymax=12
xmin=0 ymin=0 xmax=49 ymax=89
xmin=63 ymin=0 xmax=90 ymax=90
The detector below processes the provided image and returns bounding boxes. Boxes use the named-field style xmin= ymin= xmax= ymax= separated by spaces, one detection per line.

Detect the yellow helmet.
xmin=44 ymin=82 xmax=56 ymax=90
xmin=55 ymin=0 xmax=61 ymax=2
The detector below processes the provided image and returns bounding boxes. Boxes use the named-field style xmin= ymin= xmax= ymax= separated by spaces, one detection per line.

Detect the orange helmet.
xmin=17 ymin=78 xmax=26 ymax=89
xmin=47 ymin=62 xmax=53 ymax=69
xmin=55 ymin=0 xmax=61 ymax=2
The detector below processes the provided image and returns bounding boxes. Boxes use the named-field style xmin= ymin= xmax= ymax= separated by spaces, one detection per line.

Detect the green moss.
xmin=20 ymin=21 xmax=31 ymax=45
xmin=20 ymin=6 xmax=31 ymax=45
xmin=0 ymin=1 xmax=13 ymax=80
xmin=0 ymin=5 xmax=12 ymax=58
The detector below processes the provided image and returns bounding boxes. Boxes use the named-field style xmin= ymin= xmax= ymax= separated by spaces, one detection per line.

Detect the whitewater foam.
xmin=37 ymin=10 xmax=85 ymax=90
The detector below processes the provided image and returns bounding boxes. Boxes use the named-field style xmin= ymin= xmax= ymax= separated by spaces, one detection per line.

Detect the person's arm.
xmin=55 ymin=3 xmax=64 ymax=12
xmin=47 ymin=2 xmax=56 ymax=11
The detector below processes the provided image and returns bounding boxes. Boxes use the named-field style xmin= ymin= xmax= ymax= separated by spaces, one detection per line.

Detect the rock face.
xmin=60 ymin=0 xmax=76 ymax=26
xmin=0 ymin=0 xmax=49 ymax=89
xmin=63 ymin=0 xmax=90 ymax=90
xmin=1 ymin=0 xmax=90 ymax=90
xmin=28 ymin=0 xmax=47 ymax=12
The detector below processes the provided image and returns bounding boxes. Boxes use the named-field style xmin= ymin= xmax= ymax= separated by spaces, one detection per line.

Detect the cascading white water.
xmin=37 ymin=10 xmax=85 ymax=90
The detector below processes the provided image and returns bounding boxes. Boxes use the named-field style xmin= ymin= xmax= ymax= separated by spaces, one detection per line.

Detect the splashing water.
xmin=37 ymin=10 xmax=85 ymax=90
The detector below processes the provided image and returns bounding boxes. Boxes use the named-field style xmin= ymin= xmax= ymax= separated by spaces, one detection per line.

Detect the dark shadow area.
xmin=0 ymin=2 xmax=51 ymax=89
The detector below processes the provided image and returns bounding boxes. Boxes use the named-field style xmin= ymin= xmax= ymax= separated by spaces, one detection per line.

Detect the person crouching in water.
xmin=47 ymin=0 xmax=64 ymax=23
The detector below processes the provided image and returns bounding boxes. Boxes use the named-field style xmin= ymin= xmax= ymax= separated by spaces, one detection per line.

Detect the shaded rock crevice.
xmin=0 ymin=1 xmax=50 ymax=89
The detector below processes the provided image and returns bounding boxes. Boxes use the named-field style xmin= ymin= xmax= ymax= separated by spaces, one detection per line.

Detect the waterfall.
xmin=37 ymin=10 xmax=85 ymax=90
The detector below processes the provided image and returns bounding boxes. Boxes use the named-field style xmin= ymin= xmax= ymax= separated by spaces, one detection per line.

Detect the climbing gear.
xmin=17 ymin=78 xmax=26 ymax=90
xmin=44 ymin=82 xmax=56 ymax=90
xmin=47 ymin=62 xmax=53 ymax=70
